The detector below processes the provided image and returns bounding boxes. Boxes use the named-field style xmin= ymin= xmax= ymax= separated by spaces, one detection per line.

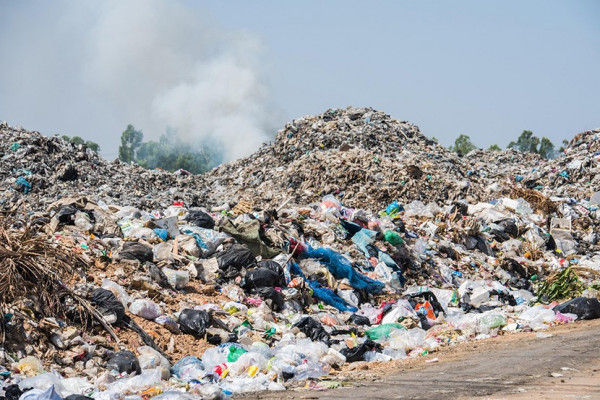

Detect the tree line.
xmin=446 ymin=131 xmax=569 ymax=159
xmin=117 ymin=125 xmax=220 ymax=174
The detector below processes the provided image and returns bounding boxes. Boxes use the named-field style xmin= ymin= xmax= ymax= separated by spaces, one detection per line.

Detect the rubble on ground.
xmin=1 ymin=110 xmax=600 ymax=399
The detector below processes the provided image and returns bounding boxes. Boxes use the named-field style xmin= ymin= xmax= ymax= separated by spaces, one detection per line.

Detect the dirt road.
xmin=240 ymin=320 xmax=600 ymax=399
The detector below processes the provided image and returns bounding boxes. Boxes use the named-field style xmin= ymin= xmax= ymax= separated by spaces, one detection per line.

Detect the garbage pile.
xmin=1 ymin=112 xmax=600 ymax=400
xmin=0 ymin=122 xmax=204 ymax=215
xmin=195 ymin=107 xmax=492 ymax=210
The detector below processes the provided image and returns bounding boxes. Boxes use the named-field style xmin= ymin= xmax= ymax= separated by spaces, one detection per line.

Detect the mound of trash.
xmin=197 ymin=107 xmax=491 ymax=210
xmin=0 ymin=122 xmax=208 ymax=215
xmin=1 ymin=112 xmax=600 ymax=399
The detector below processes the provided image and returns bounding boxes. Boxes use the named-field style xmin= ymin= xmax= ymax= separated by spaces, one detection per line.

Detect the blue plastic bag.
xmin=300 ymin=245 xmax=384 ymax=294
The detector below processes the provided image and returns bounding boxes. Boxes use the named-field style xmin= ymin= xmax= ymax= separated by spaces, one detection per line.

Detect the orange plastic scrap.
xmin=415 ymin=301 xmax=436 ymax=319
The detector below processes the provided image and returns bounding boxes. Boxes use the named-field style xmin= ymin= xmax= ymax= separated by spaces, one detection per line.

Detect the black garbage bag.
xmin=451 ymin=201 xmax=469 ymax=216
xmin=65 ymin=395 xmax=92 ymax=400
xmin=257 ymin=260 xmax=285 ymax=285
xmin=185 ymin=210 xmax=215 ymax=229
xmin=490 ymin=229 xmax=510 ymax=242
xmin=254 ymin=286 xmax=284 ymax=311
xmin=178 ymin=309 xmax=211 ymax=337
xmin=439 ymin=245 xmax=458 ymax=261
xmin=503 ymin=258 xmax=528 ymax=279
xmin=244 ymin=267 xmax=282 ymax=290
xmin=119 ymin=242 xmax=153 ymax=262
xmin=91 ymin=288 xmax=126 ymax=324
xmin=554 ymin=297 xmax=600 ymax=320
xmin=502 ymin=258 xmax=532 ymax=290
xmin=206 ymin=328 xmax=237 ymax=345
xmin=340 ymin=339 xmax=383 ymax=362
xmin=545 ymin=234 xmax=557 ymax=251
xmin=106 ymin=350 xmax=141 ymax=374
xmin=217 ymin=244 xmax=256 ymax=278
xmin=59 ymin=165 xmax=79 ymax=181
xmin=339 ymin=219 xmax=363 ymax=239
xmin=465 ymin=235 xmax=494 ymax=256
xmin=292 ymin=317 xmax=330 ymax=343
xmin=498 ymin=219 xmax=519 ymax=238
xmin=348 ymin=314 xmax=371 ymax=326
xmin=56 ymin=206 xmax=78 ymax=225
xmin=4 ymin=384 xmax=26 ymax=400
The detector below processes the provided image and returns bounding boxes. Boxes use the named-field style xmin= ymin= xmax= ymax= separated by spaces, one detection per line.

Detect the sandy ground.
xmin=239 ymin=320 xmax=600 ymax=399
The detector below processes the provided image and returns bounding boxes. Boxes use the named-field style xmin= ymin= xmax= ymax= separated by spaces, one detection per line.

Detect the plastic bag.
xmin=384 ymin=230 xmax=403 ymax=245
xmin=340 ymin=339 xmax=383 ymax=362
xmin=348 ymin=314 xmax=371 ymax=326
xmin=171 ymin=356 xmax=205 ymax=380
xmin=178 ymin=309 xmax=211 ymax=337
xmin=519 ymin=305 xmax=556 ymax=330
xmin=180 ymin=225 xmax=228 ymax=257
xmin=177 ymin=235 xmax=200 ymax=258
xmin=106 ymin=350 xmax=141 ymax=374
xmin=137 ymin=346 xmax=170 ymax=380
xmin=162 ymin=268 xmax=190 ymax=289
xmin=321 ymin=194 xmax=341 ymax=211
xmin=365 ymin=323 xmax=406 ymax=340
xmin=155 ymin=315 xmax=181 ymax=333
xmin=553 ymin=297 xmax=600 ymax=320
xmin=13 ymin=356 xmax=43 ymax=377
xmin=388 ymin=328 xmax=427 ymax=351
xmin=292 ymin=317 xmax=330 ymax=343
xmin=101 ymin=279 xmax=130 ymax=308
xmin=217 ymin=244 xmax=256 ymax=278
xmin=152 ymin=242 xmax=174 ymax=262
xmin=19 ymin=386 xmax=62 ymax=400
xmin=243 ymin=267 xmax=282 ymax=289
xmin=298 ymin=244 xmax=384 ymax=294
xmin=91 ymin=288 xmax=126 ymax=324
xmin=478 ymin=313 xmax=507 ymax=330
xmin=185 ymin=210 xmax=215 ymax=229
xmin=129 ymin=299 xmax=162 ymax=320
xmin=119 ymin=241 xmax=153 ymax=262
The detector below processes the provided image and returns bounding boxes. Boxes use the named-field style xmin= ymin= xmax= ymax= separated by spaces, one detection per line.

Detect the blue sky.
xmin=0 ymin=1 xmax=598 ymax=157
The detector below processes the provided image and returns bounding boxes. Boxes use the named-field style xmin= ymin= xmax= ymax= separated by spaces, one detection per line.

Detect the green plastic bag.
xmin=227 ymin=346 xmax=248 ymax=363
xmin=384 ymin=230 xmax=403 ymax=246
xmin=365 ymin=323 xmax=406 ymax=340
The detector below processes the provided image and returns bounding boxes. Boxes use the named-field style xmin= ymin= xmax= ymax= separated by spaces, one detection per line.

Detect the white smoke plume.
xmin=0 ymin=1 xmax=276 ymax=161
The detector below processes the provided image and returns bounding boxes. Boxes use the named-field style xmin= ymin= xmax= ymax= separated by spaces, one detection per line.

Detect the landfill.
xmin=1 ymin=108 xmax=600 ymax=399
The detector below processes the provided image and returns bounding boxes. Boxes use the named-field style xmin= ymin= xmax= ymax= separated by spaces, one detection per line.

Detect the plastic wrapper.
xmin=162 ymin=268 xmax=190 ymax=289
xmin=137 ymin=346 xmax=171 ymax=379
xmin=129 ymin=299 xmax=162 ymax=320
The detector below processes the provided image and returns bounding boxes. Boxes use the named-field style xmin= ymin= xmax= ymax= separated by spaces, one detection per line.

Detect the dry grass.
xmin=0 ymin=217 xmax=119 ymax=341
xmin=511 ymin=186 xmax=558 ymax=214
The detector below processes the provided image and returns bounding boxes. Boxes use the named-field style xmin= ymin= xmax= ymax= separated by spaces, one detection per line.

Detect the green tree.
xmin=508 ymin=130 xmax=540 ymax=153
xmin=488 ymin=144 xmax=501 ymax=151
xmin=507 ymin=130 xmax=557 ymax=159
xmin=132 ymin=129 xmax=220 ymax=174
xmin=538 ymin=137 xmax=555 ymax=159
xmin=119 ymin=125 xmax=143 ymax=163
xmin=85 ymin=141 xmax=100 ymax=152
xmin=449 ymin=134 xmax=477 ymax=157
